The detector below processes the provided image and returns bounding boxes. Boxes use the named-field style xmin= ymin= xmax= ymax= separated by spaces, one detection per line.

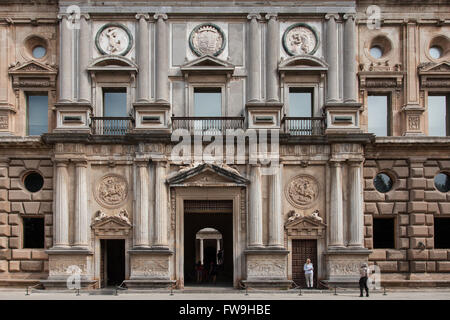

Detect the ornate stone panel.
xmin=327 ymin=260 xmax=361 ymax=277
xmin=189 ymin=23 xmax=226 ymax=57
xmin=94 ymin=174 xmax=128 ymax=209
xmin=285 ymin=174 xmax=319 ymax=209
xmin=131 ymin=256 xmax=170 ymax=279
xmin=49 ymin=255 xmax=89 ymax=276
xmin=282 ymin=23 xmax=319 ymax=56
xmin=247 ymin=255 xmax=287 ymax=278
xmin=95 ymin=23 xmax=133 ymax=56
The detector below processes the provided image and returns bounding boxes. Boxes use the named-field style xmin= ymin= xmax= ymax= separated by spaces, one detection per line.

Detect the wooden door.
xmin=292 ymin=239 xmax=318 ymax=288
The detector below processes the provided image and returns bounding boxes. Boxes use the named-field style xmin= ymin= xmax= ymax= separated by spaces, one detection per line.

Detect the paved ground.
xmin=0 ymin=287 xmax=450 ymax=300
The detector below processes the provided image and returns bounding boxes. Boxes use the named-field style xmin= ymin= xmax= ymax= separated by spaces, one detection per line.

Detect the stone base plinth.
xmin=325 ymin=248 xmax=371 ymax=287
xmin=241 ymin=280 xmax=292 ymax=290
xmin=40 ymin=279 xmax=98 ymax=289
xmin=124 ymin=279 xmax=176 ymax=289
xmin=129 ymin=248 xmax=173 ymax=283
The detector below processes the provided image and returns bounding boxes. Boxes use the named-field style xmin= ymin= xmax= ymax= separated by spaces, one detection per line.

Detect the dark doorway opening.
xmin=101 ymin=239 xmax=125 ymax=287
xmin=292 ymin=239 xmax=318 ymax=288
xmin=184 ymin=200 xmax=233 ymax=287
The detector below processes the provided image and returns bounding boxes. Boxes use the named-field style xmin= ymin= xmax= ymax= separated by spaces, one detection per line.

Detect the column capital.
xmin=325 ymin=13 xmax=339 ymax=21
xmin=347 ymin=158 xmax=364 ymax=167
xmin=54 ymin=160 xmax=69 ymax=167
xmin=154 ymin=13 xmax=168 ymax=21
xmin=265 ymin=13 xmax=278 ymax=20
xmin=135 ymin=159 xmax=149 ymax=167
xmin=247 ymin=13 xmax=262 ymax=21
xmin=343 ymin=13 xmax=357 ymax=21
xmin=73 ymin=160 xmax=88 ymax=167
xmin=135 ymin=13 xmax=150 ymax=21
xmin=80 ymin=13 xmax=90 ymax=20
xmin=329 ymin=159 xmax=343 ymax=167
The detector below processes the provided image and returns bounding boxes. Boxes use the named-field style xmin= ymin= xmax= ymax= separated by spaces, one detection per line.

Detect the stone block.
xmin=0 ymin=178 xmax=10 ymax=189
xmin=31 ymin=250 xmax=48 ymax=260
xmin=398 ymin=261 xmax=409 ymax=272
xmin=378 ymin=160 xmax=394 ymax=170
xmin=45 ymin=226 xmax=52 ymax=237
xmin=10 ymin=202 xmax=24 ymax=213
xmin=45 ymin=238 xmax=52 ymax=249
xmin=438 ymin=203 xmax=450 ymax=214
xmin=411 ymin=167 xmax=423 ymax=177
xmin=0 ymin=167 xmax=7 ymax=178
xmin=407 ymin=249 xmax=428 ymax=260
xmin=397 ymin=179 xmax=407 ymax=189
xmin=427 ymin=262 xmax=436 ymax=272
xmin=408 ymin=202 xmax=427 ymax=213
xmin=377 ymin=203 xmax=394 ymax=215
xmin=12 ymin=249 xmax=31 ymax=260
xmin=408 ymin=178 xmax=426 ymax=189
xmin=426 ymin=238 xmax=434 ymax=248
xmin=425 ymin=191 xmax=447 ymax=201
xmin=7 ymin=167 xmax=24 ymax=178
xmin=23 ymin=160 xmax=40 ymax=170
xmin=392 ymin=166 xmax=409 ymax=178
xmin=400 ymin=226 xmax=407 ymax=237
xmin=411 ymin=213 xmax=426 ymax=225
xmin=23 ymin=202 xmax=41 ymax=214
xmin=411 ymin=261 xmax=426 ymax=272
xmin=0 ymin=225 xmax=10 ymax=236
xmin=399 ymin=238 xmax=409 ymax=249
xmin=369 ymin=249 xmax=386 ymax=261
xmin=424 ymin=167 xmax=439 ymax=178
xmin=39 ymin=167 xmax=53 ymax=178
xmin=0 ymin=201 xmax=9 ymax=213
xmin=0 ymin=249 xmax=11 ymax=260
xmin=9 ymin=179 xmax=21 ymax=190
xmin=39 ymin=202 xmax=52 ymax=213
xmin=10 ymin=226 xmax=19 ymax=237
xmin=39 ymin=160 xmax=53 ymax=167
xmin=394 ymin=160 xmax=408 ymax=166
xmin=437 ymin=262 xmax=450 ymax=272
xmin=398 ymin=214 xmax=409 ymax=225
xmin=31 ymin=191 xmax=53 ymax=201
xmin=8 ymin=190 xmax=31 ymax=201
xmin=393 ymin=202 xmax=407 ymax=213
xmin=43 ymin=261 xmax=49 ymax=272
xmin=20 ymin=261 xmax=42 ymax=272
xmin=364 ymin=160 xmax=377 ymax=167
xmin=364 ymin=191 xmax=385 ymax=201
xmin=408 ymin=226 xmax=429 ymax=237
xmin=365 ymin=203 xmax=378 ymax=214
xmin=386 ymin=191 xmax=409 ymax=201
xmin=410 ymin=190 xmax=424 ymax=201
xmin=364 ymin=215 xmax=372 ymax=226
xmin=8 ymin=237 xmax=19 ymax=249
xmin=376 ymin=261 xmax=398 ymax=272
xmin=8 ymin=261 xmax=20 ymax=272
xmin=363 ymin=167 xmax=377 ymax=178
xmin=410 ymin=238 xmax=426 ymax=249
xmin=0 ymin=190 xmax=6 ymax=201
xmin=386 ymin=249 xmax=406 ymax=260
xmin=365 ymin=226 xmax=372 ymax=237
xmin=429 ymin=249 xmax=447 ymax=260
xmin=8 ymin=214 xmax=19 ymax=226
xmin=0 ymin=213 xmax=7 ymax=225
xmin=428 ymin=226 xmax=434 ymax=236
xmin=364 ymin=179 xmax=374 ymax=190
xmin=0 ymin=237 xmax=7 ymax=249
xmin=0 ymin=260 xmax=7 ymax=272
xmin=428 ymin=202 xmax=439 ymax=214
xmin=44 ymin=215 xmax=52 ymax=226
xmin=364 ymin=238 xmax=373 ymax=249
xmin=425 ymin=214 xmax=434 ymax=225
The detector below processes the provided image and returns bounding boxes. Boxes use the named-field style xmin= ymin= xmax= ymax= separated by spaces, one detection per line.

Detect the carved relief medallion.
xmin=95 ymin=23 xmax=133 ymax=56
xmin=189 ymin=23 xmax=226 ymax=57
xmin=285 ymin=174 xmax=319 ymax=208
xmin=283 ymin=23 xmax=319 ymax=56
xmin=94 ymin=174 xmax=128 ymax=208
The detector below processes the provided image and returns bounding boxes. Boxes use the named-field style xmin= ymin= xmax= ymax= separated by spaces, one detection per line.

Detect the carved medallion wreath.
xmin=189 ymin=23 xmax=226 ymax=57
xmin=94 ymin=174 xmax=128 ymax=208
xmin=285 ymin=174 xmax=319 ymax=208
xmin=282 ymin=23 xmax=319 ymax=56
xmin=95 ymin=23 xmax=133 ymax=56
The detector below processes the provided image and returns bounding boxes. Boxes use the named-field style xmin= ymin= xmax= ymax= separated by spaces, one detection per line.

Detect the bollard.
xmin=383 ymin=286 xmax=387 ymax=296
xmin=76 ymin=288 xmax=80 ymax=296
xmin=170 ymin=286 xmax=174 ymax=296
xmin=245 ymin=286 xmax=248 ymax=296
xmin=334 ymin=286 xmax=337 ymax=296
xmin=298 ymin=287 xmax=302 ymax=296
xmin=115 ymin=287 xmax=118 ymax=296
xmin=25 ymin=287 xmax=29 ymax=296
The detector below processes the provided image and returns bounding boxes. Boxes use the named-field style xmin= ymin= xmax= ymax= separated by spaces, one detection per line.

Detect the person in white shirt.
xmin=303 ymin=258 xmax=314 ymax=289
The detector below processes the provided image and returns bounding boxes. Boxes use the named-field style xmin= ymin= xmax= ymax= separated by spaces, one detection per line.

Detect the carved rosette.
xmin=95 ymin=23 xmax=133 ymax=56
xmin=189 ymin=23 xmax=226 ymax=57
xmin=94 ymin=174 xmax=128 ymax=208
xmin=282 ymin=23 xmax=319 ymax=56
xmin=285 ymin=174 xmax=319 ymax=209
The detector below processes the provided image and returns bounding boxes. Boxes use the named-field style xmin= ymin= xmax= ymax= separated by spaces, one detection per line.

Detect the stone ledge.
xmin=128 ymin=248 xmax=174 ymax=255
xmin=244 ymin=248 xmax=289 ymax=255
xmin=124 ymin=279 xmax=176 ymax=289
xmin=241 ymin=279 xmax=292 ymax=290
xmin=40 ymin=279 xmax=98 ymax=289
xmin=45 ymin=248 xmax=93 ymax=255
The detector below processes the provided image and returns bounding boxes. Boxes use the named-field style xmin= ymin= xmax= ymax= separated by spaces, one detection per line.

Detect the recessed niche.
xmin=24 ymin=35 xmax=49 ymax=60
xmin=428 ymin=35 xmax=450 ymax=61
xmin=23 ymin=171 xmax=44 ymax=193
xmin=368 ymin=35 xmax=392 ymax=60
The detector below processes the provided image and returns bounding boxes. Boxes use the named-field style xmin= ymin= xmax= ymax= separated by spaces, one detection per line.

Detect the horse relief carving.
xmin=285 ymin=175 xmax=319 ymax=208
xmin=94 ymin=174 xmax=128 ymax=208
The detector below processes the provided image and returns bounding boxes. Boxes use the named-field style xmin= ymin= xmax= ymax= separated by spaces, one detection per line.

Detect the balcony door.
xmin=288 ymin=88 xmax=315 ymax=135
xmin=194 ymin=87 xmax=222 ymax=134
xmin=102 ymin=88 xmax=128 ymax=135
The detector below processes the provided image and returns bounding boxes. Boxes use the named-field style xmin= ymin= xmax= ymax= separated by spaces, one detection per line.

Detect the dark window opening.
xmin=434 ymin=218 xmax=450 ymax=249
xmin=374 ymin=172 xmax=393 ymax=193
xmin=373 ymin=218 xmax=395 ymax=249
xmin=23 ymin=217 xmax=45 ymax=249
xmin=23 ymin=172 xmax=44 ymax=193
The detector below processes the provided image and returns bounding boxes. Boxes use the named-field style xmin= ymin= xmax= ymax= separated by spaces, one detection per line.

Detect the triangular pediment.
xmin=419 ymin=61 xmax=450 ymax=73
xmin=9 ymin=60 xmax=57 ymax=74
xmin=181 ymin=55 xmax=235 ymax=74
xmin=167 ymin=163 xmax=249 ymax=186
xmin=92 ymin=215 xmax=131 ymax=229
xmin=285 ymin=215 xmax=326 ymax=230
xmin=279 ymin=55 xmax=328 ymax=73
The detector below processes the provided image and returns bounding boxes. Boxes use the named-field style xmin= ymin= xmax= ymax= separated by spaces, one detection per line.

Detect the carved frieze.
xmin=189 ymin=23 xmax=225 ymax=57
xmin=49 ymin=256 xmax=88 ymax=276
xmin=282 ymin=23 xmax=319 ymax=56
xmin=408 ymin=115 xmax=420 ymax=131
xmin=328 ymin=261 xmax=361 ymax=276
xmin=285 ymin=175 xmax=319 ymax=208
xmin=247 ymin=256 xmax=286 ymax=278
xmin=94 ymin=174 xmax=128 ymax=208
xmin=131 ymin=257 xmax=169 ymax=278
xmin=0 ymin=115 xmax=8 ymax=129
xmin=95 ymin=23 xmax=133 ymax=56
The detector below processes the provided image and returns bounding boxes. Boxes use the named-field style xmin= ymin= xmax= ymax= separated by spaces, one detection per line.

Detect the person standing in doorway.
xmin=359 ymin=263 xmax=369 ymax=297
xmin=304 ymin=258 xmax=314 ymax=289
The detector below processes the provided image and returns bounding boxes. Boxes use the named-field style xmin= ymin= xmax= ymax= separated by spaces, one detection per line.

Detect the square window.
xmin=27 ymin=94 xmax=48 ymax=136
xmin=289 ymin=88 xmax=313 ymax=117
xmin=428 ymin=95 xmax=448 ymax=136
xmin=434 ymin=218 xmax=450 ymax=249
xmin=23 ymin=217 xmax=45 ymax=249
xmin=373 ymin=217 xmax=395 ymax=249
xmin=103 ymin=88 xmax=127 ymax=117
xmin=194 ymin=87 xmax=222 ymax=117
xmin=368 ymin=94 xmax=390 ymax=136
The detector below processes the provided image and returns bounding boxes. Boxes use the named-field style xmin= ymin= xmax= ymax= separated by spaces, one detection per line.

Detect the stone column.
xmin=154 ymin=161 xmax=168 ymax=248
xmin=154 ymin=13 xmax=169 ymax=103
xmin=247 ymin=14 xmax=261 ymax=102
xmin=78 ymin=14 xmax=91 ymax=102
xmin=268 ymin=164 xmax=283 ymax=247
xmin=329 ymin=160 xmax=344 ymax=247
xmin=59 ymin=15 xmax=72 ymax=102
xmin=136 ymin=14 xmax=150 ymax=102
xmin=249 ymin=164 xmax=263 ymax=247
xmin=216 ymin=239 xmax=220 ymax=264
xmin=343 ymin=13 xmax=357 ymax=103
xmin=200 ymin=239 xmax=204 ymax=265
xmin=348 ymin=160 xmax=364 ymax=247
xmin=325 ymin=14 xmax=339 ymax=103
xmin=265 ymin=13 xmax=279 ymax=102
xmin=54 ymin=161 xmax=70 ymax=247
xmin=73 ymin=161 xmax=89 ymax=248
xmin=135 ymin=161 xmax=150 ymax=248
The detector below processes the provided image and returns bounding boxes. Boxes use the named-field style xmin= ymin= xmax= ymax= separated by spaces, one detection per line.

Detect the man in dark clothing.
xmin=359 ymin=263 xmax=369 ymax=297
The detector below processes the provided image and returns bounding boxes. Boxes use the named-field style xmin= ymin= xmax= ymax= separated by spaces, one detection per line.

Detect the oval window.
xmin=370 ymin=46 xmax=383 ymax=59
xmin=429 ymin=46 xmax=443 ymax=59
xmin=32 ymin=46 xmax=47 ymax=59
xmin=373 ymin=173 xmax=393 ymax=193
xmin=434 ymin=173 xmax=450 ymax=193
xmin=23 ymin=172 xmax=44 ymax=193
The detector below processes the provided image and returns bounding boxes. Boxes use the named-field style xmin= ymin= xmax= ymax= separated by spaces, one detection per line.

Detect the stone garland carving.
xmin=282 ymin=23 xmax=319 ymax=56
xmin=95 ymin=23 xmax=133 ymax=56
xmin=285 ymin=175 xmax=319 ymax=208
xmin=189 ymin=23 xmax=226 ymax=57
xmin=94 ymin=174 xmax=128 ymax=208
xmin=328 ymin=261 xmax=361 ymax=276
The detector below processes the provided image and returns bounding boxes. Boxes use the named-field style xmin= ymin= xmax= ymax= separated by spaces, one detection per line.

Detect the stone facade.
xmin=0 ymin=0 xmax=448 ymax=289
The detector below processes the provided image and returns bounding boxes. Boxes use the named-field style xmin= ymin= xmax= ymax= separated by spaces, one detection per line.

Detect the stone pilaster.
xmin=265 ymin=13 xmax=279 ymax=102
xmin=73 ymin=160 xmax=89 ymax=248
xmin=247 ymin=14 xmax=262 ymax=102
xmin=136 ymin=14 xmax=150 ymax=102
xmin=329 ymin=160 xmax=344 ymax=248
xmin=343 ymin=13 xmax=357 ymax=103
xmin=135 ymin=161 xmax=150 ymax=248
xmin=78 ymin=14 xmax=91 ymax=102
xmin=154 ymin=13 xmax=169 ymax=103
xmin=59 ymin=15 xmax=73 ymax=102
xmin=249 ymin=164 xmax=263 ymax=247
xmin=153 ymin=160 xmax=168 ymax=248
xmin=348 ymin=159 xmax=364 ymax=247
xmin=268 ymin=164 xmax=283 ymax=248
xmin=54 ymin=161 xmax=70 ymax=248
xmin=325 ymin=14 xmax=339 ymax=103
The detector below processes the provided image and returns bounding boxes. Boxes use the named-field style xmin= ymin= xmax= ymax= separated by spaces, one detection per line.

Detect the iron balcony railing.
xmin=171 ymin=116 xmax=245 ymax=134
xmin=282 ymin=117 xmax=326 ymax=136
xmin=90 ymin=117 xmax=134 ymax=135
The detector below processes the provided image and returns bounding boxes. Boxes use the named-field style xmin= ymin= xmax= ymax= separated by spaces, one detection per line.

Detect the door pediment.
xmin=91 ymin=210 xmax=131 ymax=236
xmin=285 ymin=213 xmax=326 ymax=238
